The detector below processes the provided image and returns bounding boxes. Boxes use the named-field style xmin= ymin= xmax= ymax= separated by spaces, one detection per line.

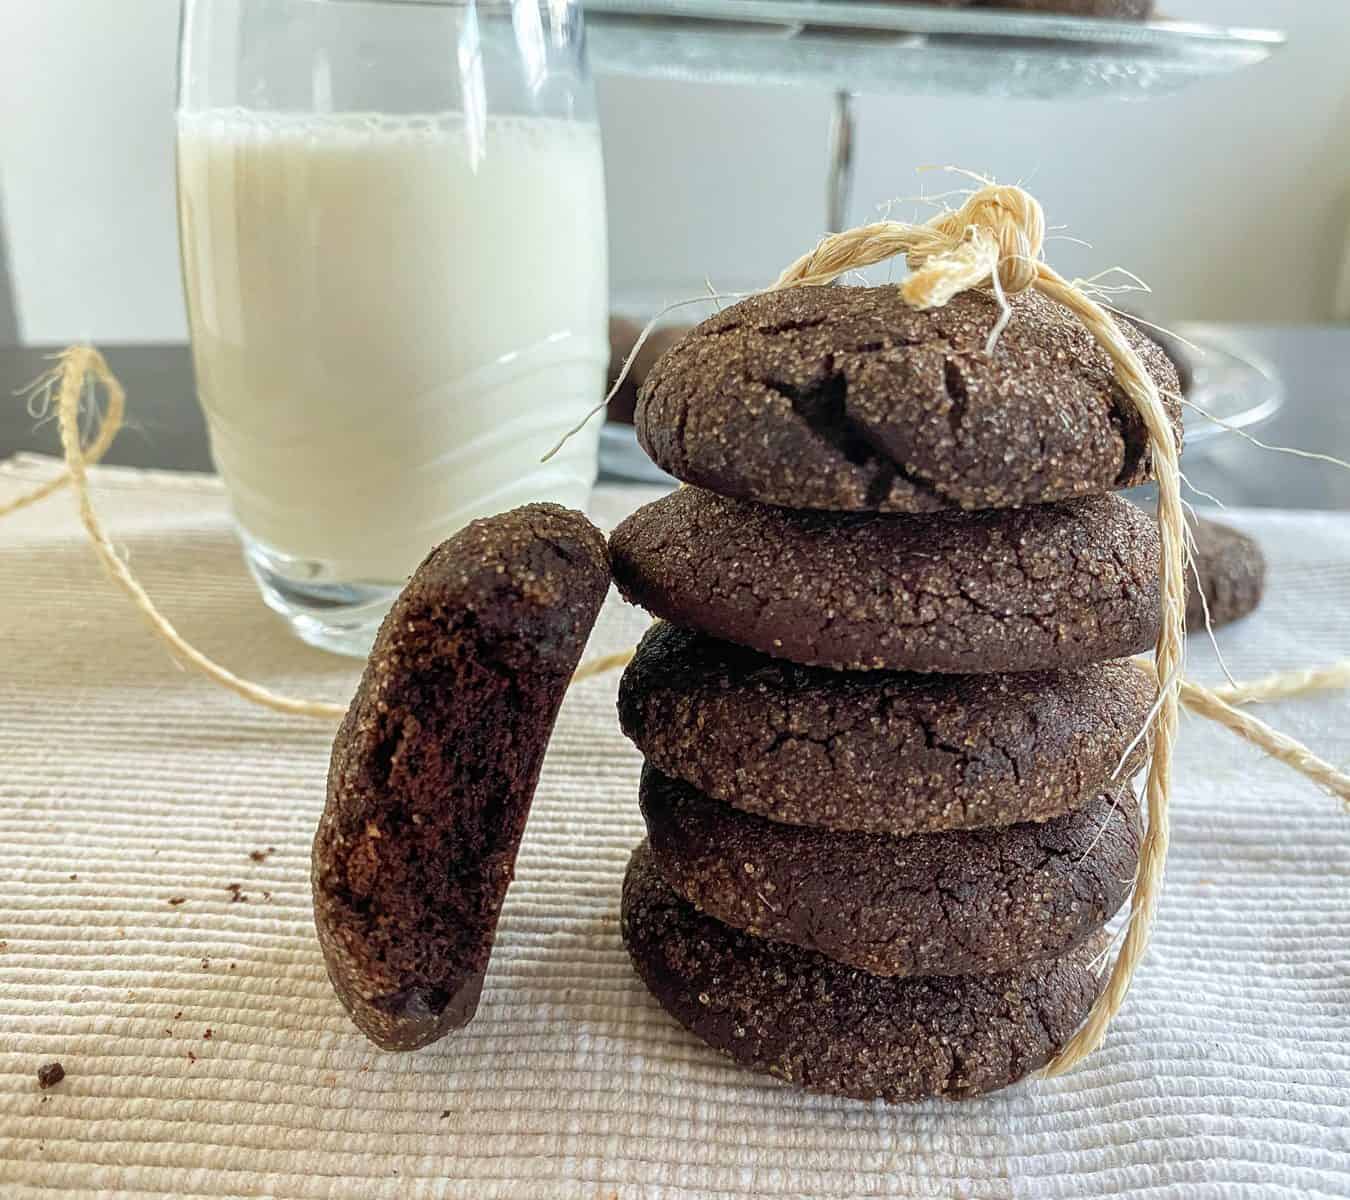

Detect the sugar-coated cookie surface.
xmin=610 ymin=488 xmax=1162 ymax=674
xmin=620 ymin=622 xmax=1154 ymax=833
xmin=312 ymin=504 xmax=610 ymax=1051
xmin=640 ymin=765 xmax=1139 ymax=977
xmin=636 ymin=287 xmax=1180 ymax=513
xmin=621 ymin=842 xmax=1106 ymax=1103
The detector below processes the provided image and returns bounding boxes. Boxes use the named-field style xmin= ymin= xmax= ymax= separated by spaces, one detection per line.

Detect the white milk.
xmin=177 ymin=110 xmax=608 ymax=582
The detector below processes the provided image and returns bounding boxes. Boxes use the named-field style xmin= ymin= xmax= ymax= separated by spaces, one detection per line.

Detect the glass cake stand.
xmin=589 ymin=4 xmax=1285 ymax=481
xmin=586 ymin=2 xmax=1284 ymax=99
xmin=586 ymin=3 xmax=1283 ymax=226
xmin=1174 ymin=324 xmax=1284 ymax=451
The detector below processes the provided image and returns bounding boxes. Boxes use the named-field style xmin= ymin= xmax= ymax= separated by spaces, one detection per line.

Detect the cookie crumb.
xmin=248 ymin=847 xmax=276 ymax=864
xmin=226 ymin=883 xmax=246 ymax=903
xmin=200 ymin=958 xmax=210 ymax=970
xmin=203 ymin=1029 xmax=213 ymax=1040
xmin=440 ymin=1109 xmax=451 ymax=1119
xmin=187 ymin=1050 xmax=197 ymax=1064
xmin=167 ymin=896 xmax=186 ymax=906
xmin=69 ymin=874 xmax=78 ymax=881
xmin=37 ymin=1062 xmax=64 ymax=1090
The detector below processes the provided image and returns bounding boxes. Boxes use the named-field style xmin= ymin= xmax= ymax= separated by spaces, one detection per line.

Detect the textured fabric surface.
xmin=0 ymin=453 xmax=1346 ymax=1199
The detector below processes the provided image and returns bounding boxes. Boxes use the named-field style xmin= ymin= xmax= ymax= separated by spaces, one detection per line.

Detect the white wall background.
xmin=1 ymin=0 xmax=1348 ymax=344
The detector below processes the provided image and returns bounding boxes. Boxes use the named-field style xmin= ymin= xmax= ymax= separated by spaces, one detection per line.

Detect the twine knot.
xmin=902 ymin=183 xmax=1046 ymax=309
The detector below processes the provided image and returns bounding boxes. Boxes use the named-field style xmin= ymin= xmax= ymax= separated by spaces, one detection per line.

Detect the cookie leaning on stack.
xmin=610 ymin=284 xmax=1178 ymax=1102
xmin=312 ymin=505 xmax=611 ymax=1050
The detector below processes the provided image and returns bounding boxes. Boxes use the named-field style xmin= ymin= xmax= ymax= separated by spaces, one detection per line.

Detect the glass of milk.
xmin=176 ymin=0 xmax=608 ymax=656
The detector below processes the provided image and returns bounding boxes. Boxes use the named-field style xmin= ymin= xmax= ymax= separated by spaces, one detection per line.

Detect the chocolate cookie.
xmin=1186 ymin=516 xmax=1265 ymax=631
xmin=636 ymin=286 xmax=1180 ymax=513
xmin=620 ymin=623 xmax=1152 ymax=833
xmin=312 ymin=504 xmax=610 ymax=1051
xmin=610 ymin=487 xmax=1161 ymax=674
xmin=608 ymin=317 xmax=694 ymax=425
xmin=975 ymin=0 xmax=1152 ymax=17
xmin=640 ymin=765 xmax=1139 ymax=977
xmin=621 ymin=842 xmax=1106 ymax=1102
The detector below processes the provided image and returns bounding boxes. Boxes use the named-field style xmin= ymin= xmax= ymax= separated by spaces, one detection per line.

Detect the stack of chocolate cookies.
xmin=608 ymin=285 xmax=1181 ymax=1102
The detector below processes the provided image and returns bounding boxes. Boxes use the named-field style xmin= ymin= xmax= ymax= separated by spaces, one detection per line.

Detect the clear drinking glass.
xmin=176 ymin=0 xmax=608 ymax=656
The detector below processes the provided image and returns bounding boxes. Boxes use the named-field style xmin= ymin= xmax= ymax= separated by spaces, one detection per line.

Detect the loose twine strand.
xmin=11 ymin=348 xmax=348 ymax=721
xmin=0 ymin=348 xmax=125 ymax=520
xmin=3 ymin=181 xmax=1348 ymax=1078
xmin=1133 ymin=659 xmax=1350 ymax=808
xmin=4 ymin=350 xmax=681 ymax=713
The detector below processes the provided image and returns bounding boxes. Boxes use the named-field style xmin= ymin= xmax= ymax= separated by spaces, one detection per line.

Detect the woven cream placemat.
xmin=1 ymin=454 xmax=1347 ymax=1199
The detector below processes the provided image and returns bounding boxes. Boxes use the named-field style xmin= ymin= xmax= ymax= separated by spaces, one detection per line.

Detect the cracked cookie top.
xmin=618 ymin=622 xmax=1154 ymax=834
xmin=608 ymin=487 xmax=1162 ymax=674
xmin=636 ymin=285 xmax=1181 ymax=512
xmin=620 ymin=840 xmax=1108 ymax=1103
xmin=639 ymin=763 xmax=1140 ymax=978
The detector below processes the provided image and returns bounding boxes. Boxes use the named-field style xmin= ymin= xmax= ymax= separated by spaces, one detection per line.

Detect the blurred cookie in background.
xmin=607 ymin=316 xmax=694 ymax=425
xmin=1186 ymin=515 xmax=1265 ymax=631
xmin=974 ymin=0 xmax=1153 ymax=18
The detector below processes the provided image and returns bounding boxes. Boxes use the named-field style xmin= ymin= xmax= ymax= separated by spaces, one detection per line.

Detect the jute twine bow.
xmin=5 ymin=180 xmax=1350 ymax=1080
